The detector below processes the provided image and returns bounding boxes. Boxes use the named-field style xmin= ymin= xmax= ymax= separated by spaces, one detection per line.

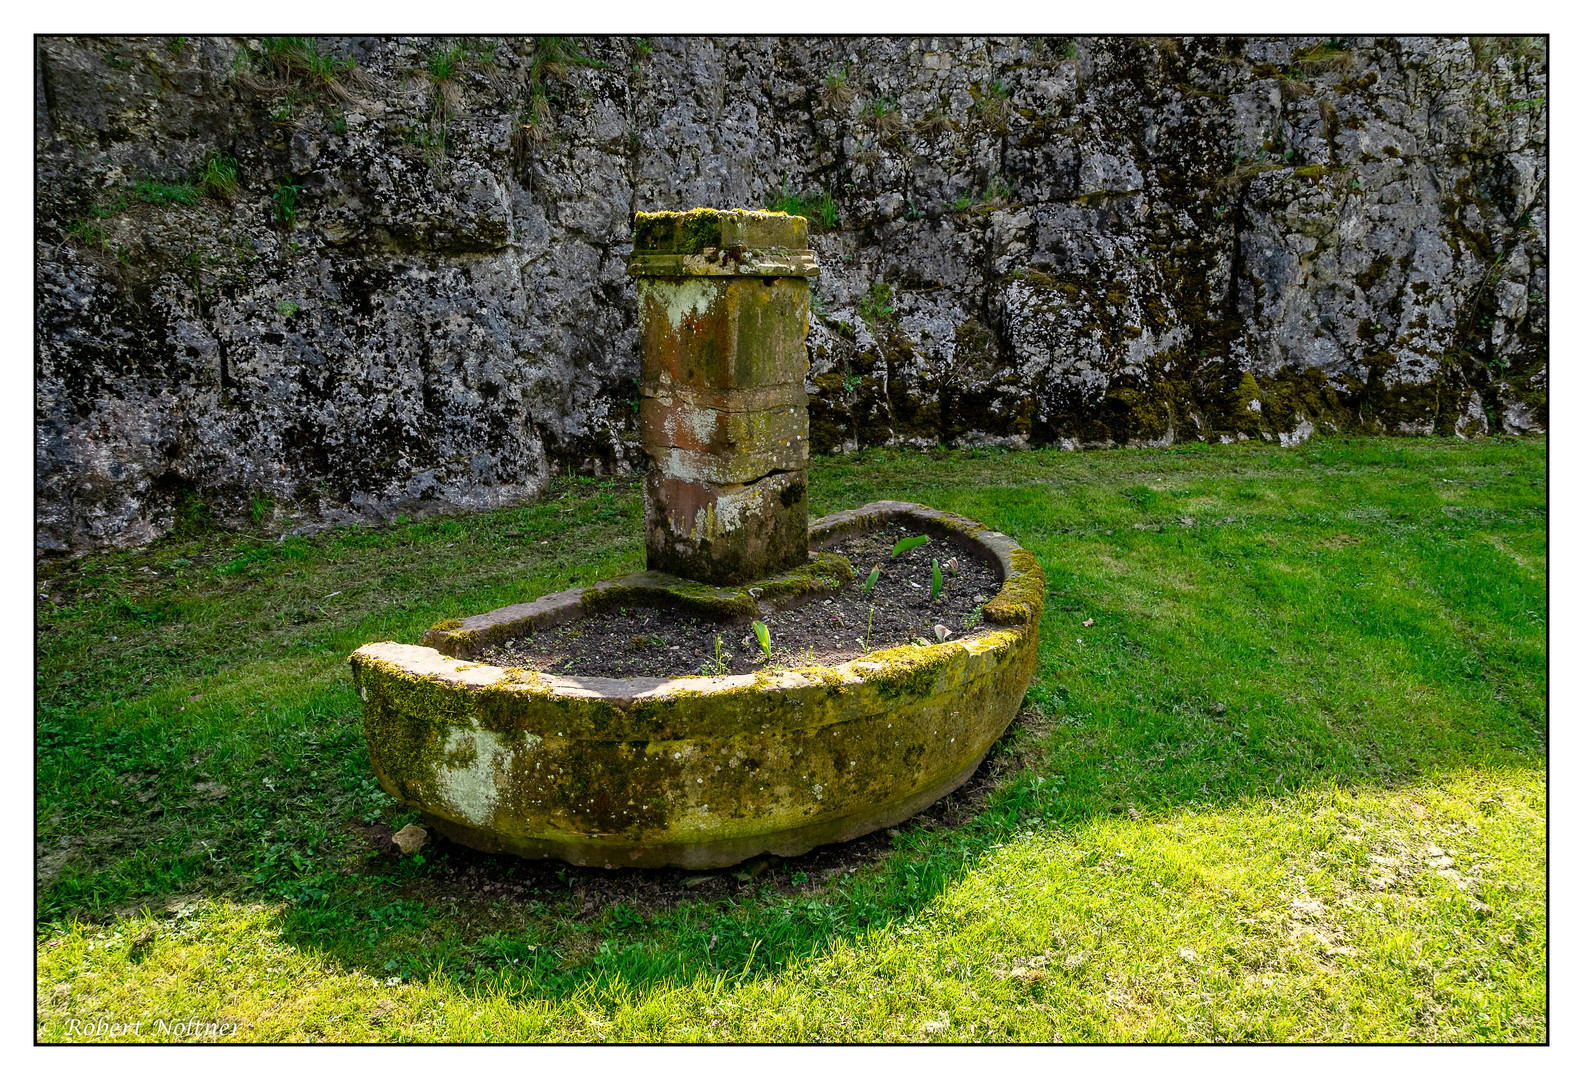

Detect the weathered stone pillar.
xmin=627 ymin=209 xmax=819 ymax=586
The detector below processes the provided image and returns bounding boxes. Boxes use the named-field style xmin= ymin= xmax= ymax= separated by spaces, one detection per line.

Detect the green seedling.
xmin=931 ymin=559 xmax=943 ymax=600
xmin=859 ymin=605 xmax=876 ymax=653
xmin=859 ymin=281 xmax=895 ymax=324
xmin=750 ymin=620 xmax=771 ymax=662
xmin=892 ymin=535 xmax=929 ymax=557
xmin=703 ymin=634 xmax=730 ymax=676
xmin=863 ymin=565 xmax=880 ymax=596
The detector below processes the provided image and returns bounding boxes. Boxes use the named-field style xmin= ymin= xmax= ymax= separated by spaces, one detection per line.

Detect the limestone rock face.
xmin=35 ymin=35 xmax=1547 ymax=555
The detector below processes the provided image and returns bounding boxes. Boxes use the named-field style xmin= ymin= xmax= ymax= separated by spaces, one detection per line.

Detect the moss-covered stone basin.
xmin=348 ymin=502 xmax=1044 ymax=869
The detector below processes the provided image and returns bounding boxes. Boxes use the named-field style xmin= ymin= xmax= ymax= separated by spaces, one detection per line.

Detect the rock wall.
xmin=35 ymin=35 xmax=1547 ymax=554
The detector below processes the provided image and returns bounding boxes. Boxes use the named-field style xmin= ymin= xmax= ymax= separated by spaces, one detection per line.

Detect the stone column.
xmin=627 ymin=209 xmax=819 ymax=586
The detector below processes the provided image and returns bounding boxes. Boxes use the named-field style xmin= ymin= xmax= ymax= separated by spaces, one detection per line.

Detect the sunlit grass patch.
xmin=36 ymin=437 xmax=1545 ymax=1042
xmin=38 ymin=768 xmax=1543 ymax=1043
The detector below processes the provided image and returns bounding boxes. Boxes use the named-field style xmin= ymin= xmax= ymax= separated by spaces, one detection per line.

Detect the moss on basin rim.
xmin=347 ymin=503 xmax=1045 ymax=869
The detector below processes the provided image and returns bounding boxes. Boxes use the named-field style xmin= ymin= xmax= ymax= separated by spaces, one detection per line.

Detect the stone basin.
xmin=348 ymin=501 xmax=1045 ymax=869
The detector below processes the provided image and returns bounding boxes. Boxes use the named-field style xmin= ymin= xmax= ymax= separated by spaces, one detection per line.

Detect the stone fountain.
xmin=349 ymin=209 xmax=1044 ymax=868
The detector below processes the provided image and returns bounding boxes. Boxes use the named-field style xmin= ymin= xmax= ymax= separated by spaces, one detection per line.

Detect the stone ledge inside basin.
xmin=421 ymin=549 xmax=856 ymax=660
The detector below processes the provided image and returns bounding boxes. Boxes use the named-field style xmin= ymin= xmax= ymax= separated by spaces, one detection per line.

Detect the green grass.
xmin=255 ymin=36 xmax=355 ymax=93
xmin=197 ymin=152 xmax=240 ymax=200
xmin=131 ymin=179 xmax=200 ymax=206
xmin=60 ymin=150 xmax=241 ymax=247
xmin=63 ymin=219 xmax=112 ymax=250
xmin=426 ymin=40 xmax=468 ymax=83
xmin=953 ymin=174 xmax=1013 ymax=213
xmin=529 ymin=35 xmax=602 ymax=81
xmin=35 ymin=437 xmax=1546 ymax=1042
xmin=864 ymin=95 xmax=899 ymax=128
xmin=766 ymin=181 xmax=840 ymax=230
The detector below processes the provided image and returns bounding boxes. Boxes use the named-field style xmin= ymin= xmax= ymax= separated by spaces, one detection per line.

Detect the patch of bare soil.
xmin=478 ymin=521 xmax=1001 ymax=679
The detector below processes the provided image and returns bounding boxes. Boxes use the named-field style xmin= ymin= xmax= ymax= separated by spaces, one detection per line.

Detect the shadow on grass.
xmin=37 ymin=437 xmax=1547 ymax=1009
xmin=269 ymin=657 xmax=1537 ymax=1008
xmin=269 ymin=704 xmax=1058 ymax=1002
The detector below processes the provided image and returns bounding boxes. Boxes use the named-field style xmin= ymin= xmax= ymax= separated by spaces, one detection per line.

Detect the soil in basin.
xmin=476 ymin=521 xmax=1002 ymax=679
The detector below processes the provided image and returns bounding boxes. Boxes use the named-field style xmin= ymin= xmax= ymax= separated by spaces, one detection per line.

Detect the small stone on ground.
xmin=392 ymin=824 xmax=429 ymax=855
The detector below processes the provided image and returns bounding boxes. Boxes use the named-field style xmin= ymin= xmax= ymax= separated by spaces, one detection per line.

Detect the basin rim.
xmin=393 ymin=501 xmax=1043 ymax=709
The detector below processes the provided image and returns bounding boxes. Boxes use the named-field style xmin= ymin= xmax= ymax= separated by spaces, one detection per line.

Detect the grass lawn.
xmin=34 ymin=436 xmax=1547 ymax=1043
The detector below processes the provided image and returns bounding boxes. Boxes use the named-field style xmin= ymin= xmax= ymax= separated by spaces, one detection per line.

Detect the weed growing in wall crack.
xmin=767 ymin=180 xmax=840 ymax=230
xmin=864 ymin=95 xmax=902 ymax=133
xmin=65 ymin=219 xmax=111 ymax=252
xmin=915 ymin=109 xmax=953 ymax=137
xmin=470 ymin=38 xmax=498 ymax=66
xmin=513 ymin=37 xmax=599 ymax=151
xmin=132 ymin=178 xmax=200 ymax=207
xmin=271 ymin=181 xmax=304 ymax=225
xmin=255 ymin=36 xmax=357 ymax=99
xmin=427 ymin=41 xmax=463 ymax=79
xmin=974 ymin=79 xmax=1013 ymax=131
xmin=198 ymin=151 xmax=240 ymax=200
xmin=859 ymin=282 xmax=895 ymax=325
xmin=823 ymin=63 xmax=856 ymax=107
